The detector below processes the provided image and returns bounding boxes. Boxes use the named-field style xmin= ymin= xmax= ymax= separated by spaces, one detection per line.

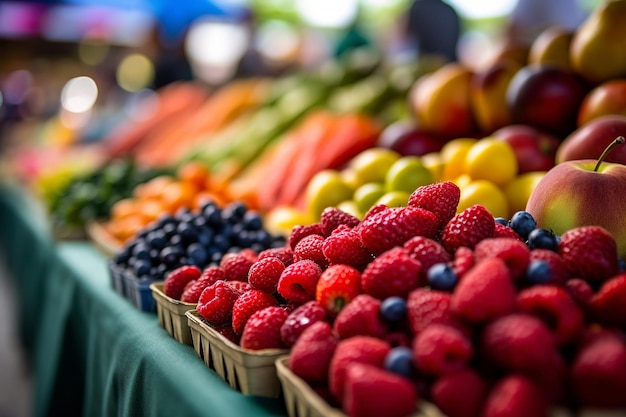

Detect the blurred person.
xmin=504 ymin=0 xmax=588 ymax=47
xmin=402 ymin=0 xmax=461 ymax=63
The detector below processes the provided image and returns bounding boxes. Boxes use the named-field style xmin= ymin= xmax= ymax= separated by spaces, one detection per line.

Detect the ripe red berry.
xmin=293 ymin=234 xmax=328 ymax=268
xmin=322 ymin=227 xmax=373 ymax=270
xmin=196 ymin=280 xmax=240 ymax=325
xmin=333 ymin=294 xmax=387 ymax=339
xmin=590 ymin=273 xmax=626 ymax=328
xmin=320 ymin=206 xmax=360 ymax=236
xmin=280 ymin=300 xmax=327 ymax=348
xmin=361 ymin=247 xmax=422 ymax=299
xmin=315 ymin=264 xmax=361 ymax=317
xmin=277 ymin=259 xmax=322 ymax=304
xmin=431 ymin=369 xmax=488 ymax=417
xmin=248 ymin=256 xmax=285 ymax=294
xmin=220 ymin=252 xmax=256 ymax=282
xmin=440 ymin=204 xmax=495 ymax=253
xmin=240 ymin=306 xmax=289 ymax=350
xmin=231 ymin=289 xmax=278 ymax=335
xmin=413 ymin=324 xmax=473 ymax=376
xmin=407 ymin=181 xmax=461 ymax=229
xmin=474 ymin=237 xmax=530 ymax=281
xmin=481 ymin=375 xmax=548 ymax=417
xmin=164 ymin=265 xmax=202 ymax=300
xmin=559 ymin=225 xmax=619 ymax=284
xmin=288 ymin=223 xmax=325 ymax=250
xmin=289 ymin=321 xmax=338 ymax=384
xmin=403 ymin=236 xmax=451 ymax=286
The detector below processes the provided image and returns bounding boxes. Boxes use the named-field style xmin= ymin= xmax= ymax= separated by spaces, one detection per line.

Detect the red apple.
xmin=577 ymin=79 xmax=626 ymax=126
xmin=506 ymin=64 xmax=588 ymax=136
xmin=526 ymin=137 xmax=626 ymax=257
xmin=491 ymin=124 xmax=561 ymax=173
xmin=377 ymin=120 xmax=445 ymax=157
xmin=556 ymin=115 xmax=626 ymax=164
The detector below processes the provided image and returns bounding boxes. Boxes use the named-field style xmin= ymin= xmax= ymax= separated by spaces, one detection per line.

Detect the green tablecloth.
xmin=0 ymin=185 xmax=286 ymax=417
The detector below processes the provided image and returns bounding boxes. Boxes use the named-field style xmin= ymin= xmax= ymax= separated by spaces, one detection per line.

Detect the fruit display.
xmin=156 ymin=181 xmax=626 ymax=417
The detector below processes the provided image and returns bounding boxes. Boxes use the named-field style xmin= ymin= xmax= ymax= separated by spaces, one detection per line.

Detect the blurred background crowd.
xmin=0 ymin=0 xmax=600 ymax=164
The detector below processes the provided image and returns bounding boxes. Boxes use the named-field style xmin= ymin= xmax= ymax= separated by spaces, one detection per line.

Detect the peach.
xmin=577 ymin=80 xmax=626 ymax=126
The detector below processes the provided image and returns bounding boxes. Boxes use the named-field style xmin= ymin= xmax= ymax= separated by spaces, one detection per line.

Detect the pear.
xmin=529 ymin=27 xmax=574 ymax=70
xmin=570 ymin=0 xmax=626 ymax=85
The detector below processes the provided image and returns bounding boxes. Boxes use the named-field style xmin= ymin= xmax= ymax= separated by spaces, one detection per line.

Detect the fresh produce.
xmin=376 ymin=120 xmax=446 ymax=157
xmin=577 ymin=79 xmax=626 ymax=126
xmin=528 ymin=26 xmax=574 ymax=70
xmin=556 ymin=114 xmax=626 ymax=164
xmin=570 ymin=0 xmax=626 ymax=85
xmin=491 ymin=124 xmax=560 ymax=173
xmin=526 ymin=136 xmax=626 ymax=258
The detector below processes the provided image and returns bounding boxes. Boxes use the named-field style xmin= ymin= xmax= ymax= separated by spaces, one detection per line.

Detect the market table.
xmin=0 ymin=184 xmax=287 ymax=417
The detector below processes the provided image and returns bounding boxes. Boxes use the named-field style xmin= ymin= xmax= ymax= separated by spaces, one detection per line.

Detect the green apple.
xmin=353 ymin=182 xmax=386 ymax=214
xmin=336 ymin=200 xmax=363 ymax=219
xmin=526 ymin=136 xmax=626 ymax=257
xmin=374 ymin=190 xmax=410 ymax=208
xmin=384 ymin=156 xmax=434 ymax=193
xmin=306 ymin=170 xmax=354 ymax=220
xmin=347 ymin=148 xmax=401 ymax=187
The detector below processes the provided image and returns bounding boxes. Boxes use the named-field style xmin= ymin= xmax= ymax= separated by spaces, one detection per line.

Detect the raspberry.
xmin=359 ymin=203 xmax=387 ymax=223
xmin=565 ymin=278 xmax=594 ymax=310
xmin=451 ymin=258 xmax=517 ymax=324
xmin=412 ymin=324 xmax=473 ymax=376
xmin=517 ymin=284 xmax=584 ymax=345
xmin=342 ymin=364 xmax=417 ymax=417
xmin=247 ymin=256 xmax=285 ymax=294
xmin=163 ymin=265 xmax=202 ymax=300
xmin=240 ymin=306 xmax=289 ymax=350
xmin=213 ymin=325 xmax=240 ymax=345
xmin=480 ymin=313 xmax=557 ymax=375
xmin=231 ymin=289 xmax=278 ymax=335
xmin=451 ymin=246 xmax=475 ymax=279
xmin=198 ymin=265 xmax=226 ymax=286
xmin=220 ymin=251 xmax=256 ymax=282
xmin=329 ymin=336 xmax=391 ymax=400
xmin=288 ymin=222 xmax=325 ymax=250
xmin=224 ymin=280 xmax=252 ymax=294
xmin=440 ymin=204 xmax=495 ymax=253
xmin=333 ymin=294 xmax=387 ymax=339
xmin=571 ymin=336 xmax=626 ymax=409
xmin=431 ymin=369 xmax=487 ymax=417
xmin=293 ymin=234 xmax=328 ymax=268
xmin=280 ymin=300 xmax=327 ymax=348
xmin=529 ymin=248 xmax=570 ymax=285
xmin=493 ymin=221 xmax=523 ymax=240
xmin=181 ymin=265 xmax=228 ymax=303
xmin=481 ymin=375 xmax=548 ymax=417
xmin=258 ymin=245 xmax=294 ymax=266
xmin=406 ymin=288 xmax=457 ymax=335
xmin=196 ymin=281 xmax=240 ymax=325
xmin=315 ymin=264 xmax=361 ymax=317
xmin=322 ymin=227 xmax=373 ymax=270
xmin=590 ymin=273 xmax=626 ymax=328
xmin=559 ymin=225 xmax=619 ymax=284
xmin=320 ymin=206 xmax=360 ymax=236
xmin=289 ymin=321 xmax=338 ymax=384
xmin=277 ymin=259 xmax=322 ymax=304
xmin=361 ymin=247 xmax=421 ymax=299
xmin=403 ymin=236 xmax=451 ymax=285
xmin=474 ymin=237 xmax=530 ymax=281
xmin=407 ymin=181 xmax=461 ymax=229
xmin=358 ymin=206 xmax=439 ymax=255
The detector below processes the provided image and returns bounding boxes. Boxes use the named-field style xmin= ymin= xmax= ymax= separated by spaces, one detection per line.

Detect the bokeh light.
xmin=78 ymin=39 xmax=110 ymax=66
xmin=295 ymin=0 xmax=359 ymax=28
xmin=257 ymin=20 xmax=300 ymax=64
xmin=60 ymin=76 xmax=98 ymax=113
xmin=116 ymin=54 xmax=155 ymax=93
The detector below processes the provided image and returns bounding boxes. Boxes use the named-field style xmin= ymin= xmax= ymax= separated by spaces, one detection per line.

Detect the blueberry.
xmin=178 ymin=223 xmax=198 ymax=245
xmin=160 ymin=246 xmax=183 ymax=267
xmin=427 ymin=263 xmax=458 ymax=291
xmin=212 ymin=234 xmax=231 ymax=252
xmin=620 ymin=258 xmax=626 ymax=272
xmin=193 ymin=215 xmax=207 ymax=228
xmin=196 ymin=226 xmax=215 ymax=247
xmin=510 ymin=211 xmax=537 ymax=240
xmin=495 ymin=217 xmax=509 ymax=226
xmin=203 ymin=204 xmax=221 ymax=226
xmin=235 ymin=230 xmax=254 ymax=247
xmin=147 ymin=230 xmax=167 ymax=250
xmin=187 ymin=243 xmax=209 ymax=266
xmin=162 ymin=222 xmax=177 ymax=238
xmin=526 ymin=260 xmax=551 ymax=284
xmin=114 ymin=248 xmax=131 ymax=265
xmin=175 ymin=206 xmax=191 ymax=219
xmin=133 ymin=259 xmax=152 ymax=277
xmin=384 ymin=346 xmax=415 ymax=379
xmin=132 ymin=243 xmax=152 ymax=262
xmin=222 ymin=201 xmax=247 ymax=223
xmin=254 ymin=229 xmax=272 ymax=247
xmin=157 ymin=213 xmax=175 ymax=228
xmin=210 ymin=251 xmax=224 ymax=264
xmin=527 ymin=228 xmax=559 ymax=251
xmin=169 ymin=234 xmax=183 ymax=247
xmin=155 ymin=263 xmax=168 ymax=279
xmin=243 ymin=211 xmax=263 ymax=230
xmin=380 ymin=296 xmax=407 ymax=322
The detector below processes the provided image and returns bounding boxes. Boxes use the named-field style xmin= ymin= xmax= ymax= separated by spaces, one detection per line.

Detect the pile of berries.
xmin=113 ymin=200 xmax=286 ymax=284
xmin=168 ymin=181 xmax=626 ymax=417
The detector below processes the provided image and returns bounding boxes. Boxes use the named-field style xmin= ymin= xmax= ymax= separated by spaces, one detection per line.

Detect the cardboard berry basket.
xmin=86 ymin=220 xmax=123 ymax=258
xmin=185 ymin=310 xmax=288 ymax=398
xmin=108 ymin=260 xmax=157 ymax=313
xmin=275 ymin=357 xmax=615 ymax=417
xmin=150 ymin=282 xmax=195 ymax=345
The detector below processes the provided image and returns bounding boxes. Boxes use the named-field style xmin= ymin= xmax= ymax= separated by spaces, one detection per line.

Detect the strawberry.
xmin=293 ymin=234 xmax=328 ymax=268
xmin=412 ymin=324 xmax=473 ymax=376
xmin=196 ymin=280 xmax=240 ymax=325
xmin=329 ymin=335 xmax=391 ymax=400
xmin=342 ymin=363 xmax=417 ymax=417
xmin=315 ymin=264 xmax=361 ymax=317
xmin=289 ymin=321 xmax=339 ymax=384
xmin=247 ymin=256 xmax=285 ymax=294
xmin=358 ymin=206 xmax=439 ymax=255
xmin=558 ymin=225 xmax=619 ymax=284
xmin=451 ymin=258 xmax=517 ymax=324
xmin=320 ymin=206 xmax=360 ymax=236
xmin=406 ymin=288 xmax=459 ymax=335
xmin=451 ymin=246 xmax=475 ymax=279
xmin=474 ymin=237 xmax=530 ymax=281
xmin=361 ymin=247 xmax=422 ymax=299
xmin=431 ymin=369 xmax=487 ymax=417
xmin=258 ymin=245 xmax=294 ymax=266
xmin=440 ymin=204 xmax=495 ymax=253
xmin=565 ymin=278 xmax=594 ymax=311
xmin=403 ymin=236 xmax=451 ymax=285
xmin=288 ymin=222 xmax=325 ymax=250
xmin=407 ymin=181 xmax=461 ymax=229
xmin=333 ymin=294 xmax=387 ymax=339
xmin=277 ymin=259 xmax=322 ymax=304
xmin=493 ymin=221 xmax=523 ymax=241
xmin=529 ymin=248 xmax=570 ymax=285
xmin=240 ymin=306 xmax=289 ymax=350
xmin=481 ymin=375 xmax=548 ymax=417
xmin=220 ymin=251 xmax=256 ymax=282
xmin=517 ymin=284 xmax=584 ymax=346
xmin=163 ymin=265 xmax=202 ymax=300
xmin=480 ymin=313 xmax=557 ymax=375
xmin=280 ymin=300 xmax=328 ymax=348
xmin=231 ymin=289 xmax=278 ymax=335
xmin=322 ymin=227 xmax=373 ymax=270
xmin=570 ymin=336 xmax=626 ymax=409
xmin=590 ymin=273 xmax=626 ymax=327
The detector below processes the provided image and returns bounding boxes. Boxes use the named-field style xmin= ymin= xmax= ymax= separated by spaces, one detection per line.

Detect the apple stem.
xmin=594 ymin=136 xmax=625 ymax=172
